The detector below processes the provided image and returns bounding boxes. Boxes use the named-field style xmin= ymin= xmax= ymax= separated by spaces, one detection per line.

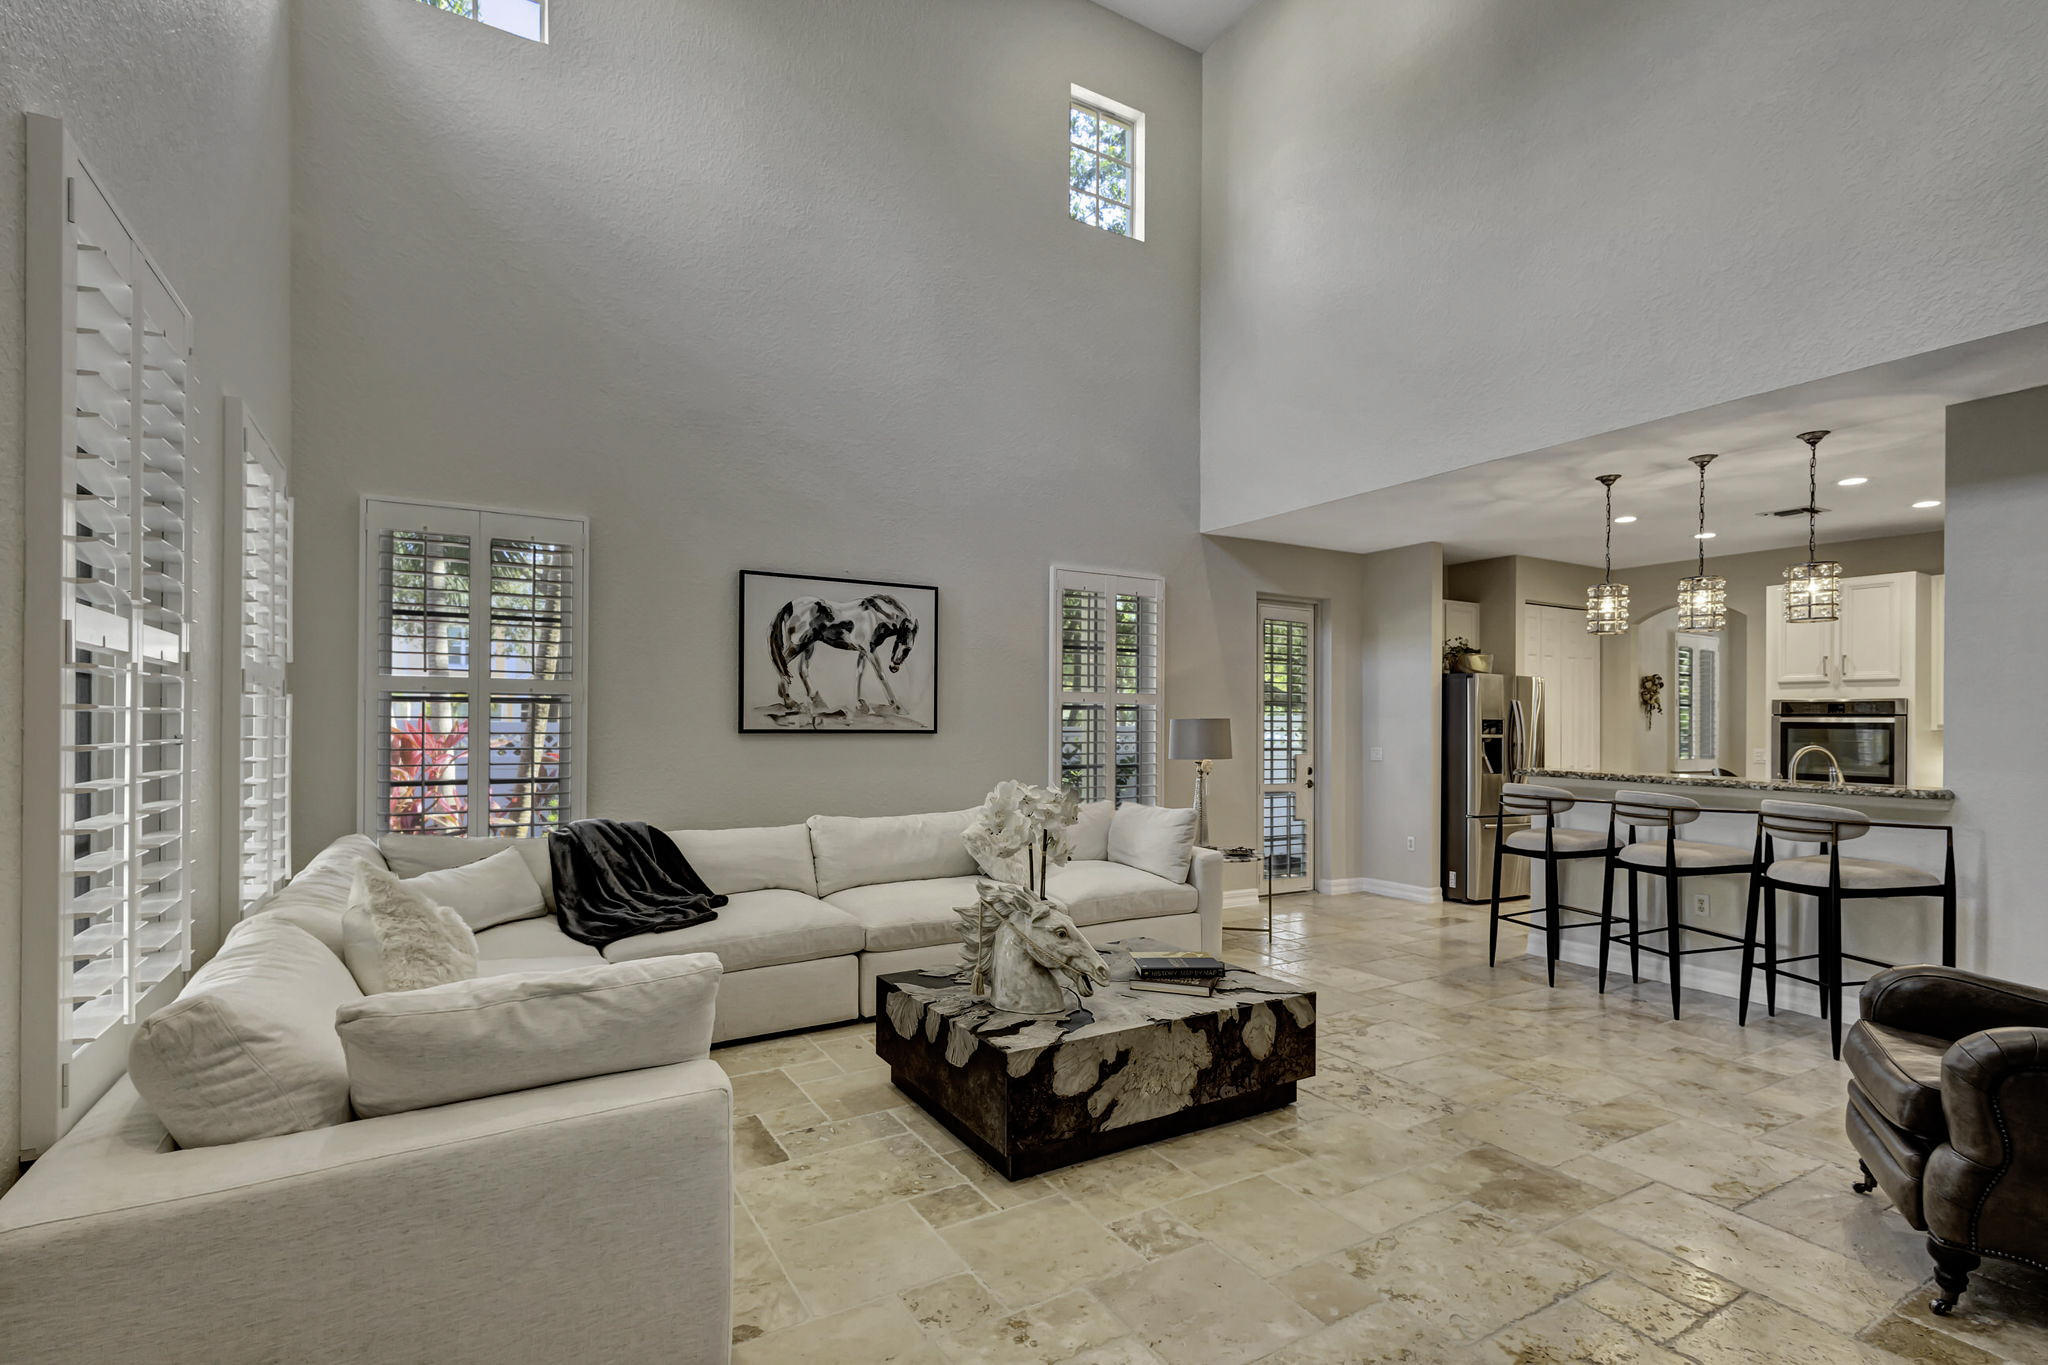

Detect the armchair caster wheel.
xmin=1851 ymin=1161 xmax=1877 ymax=1195
xmin=1927 ymin=1238 xmax=1978 ymax=1318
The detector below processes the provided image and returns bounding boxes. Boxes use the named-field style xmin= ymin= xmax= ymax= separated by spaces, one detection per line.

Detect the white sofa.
xmin=0 ymin=866 xmax=734 ymax=1363
xmin=323 ymin=806 xmax=1222 ymax=1044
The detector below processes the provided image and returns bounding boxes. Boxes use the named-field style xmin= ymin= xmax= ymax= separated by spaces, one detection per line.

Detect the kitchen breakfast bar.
xmin=1499 ymin=768 xmax=1960 ymax=1026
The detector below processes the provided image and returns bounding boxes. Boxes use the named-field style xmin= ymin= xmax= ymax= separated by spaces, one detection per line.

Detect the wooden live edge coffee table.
xmin=875 ymin=938 xmax=1316 ymax=1179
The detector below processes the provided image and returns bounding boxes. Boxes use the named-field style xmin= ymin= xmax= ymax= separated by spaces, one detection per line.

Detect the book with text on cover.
xmin=1130 ymin=950 xmax=1227 ymax=981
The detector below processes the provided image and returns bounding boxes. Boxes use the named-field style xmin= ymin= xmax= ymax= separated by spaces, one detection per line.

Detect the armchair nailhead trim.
xmin=1962 ymin=1067 xmax=2048 ymax=1272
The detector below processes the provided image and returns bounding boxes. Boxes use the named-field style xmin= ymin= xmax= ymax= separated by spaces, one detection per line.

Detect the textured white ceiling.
xmin=1090 ymin=0 xmax=1263 ymax=50
xmin=1207 ymin=324 xmax=2048 ymax=567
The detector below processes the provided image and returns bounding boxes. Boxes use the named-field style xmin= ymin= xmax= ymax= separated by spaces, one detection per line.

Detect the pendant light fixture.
xmin=1677 ymin=454 xmax=1727 ymax=633
xmin=1585 ymin=474 xmax=1630 ymax=635
xmin=1782 ymin=430 xmax=1843 ymax=623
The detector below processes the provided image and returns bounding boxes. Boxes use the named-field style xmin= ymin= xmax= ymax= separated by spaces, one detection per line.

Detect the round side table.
xmin=1220 ymin=846 xmax=1271 ymax=935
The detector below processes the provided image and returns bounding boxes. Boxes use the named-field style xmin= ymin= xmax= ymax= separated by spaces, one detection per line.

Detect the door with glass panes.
xmin=1259 ymin=602 xmax=1315 ymax=894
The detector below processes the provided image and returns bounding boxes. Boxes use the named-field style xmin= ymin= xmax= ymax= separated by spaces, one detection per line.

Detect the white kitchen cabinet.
xmin=1766 ymin=591 xmax=1837 ymax=689
xmin=1765 ymin=571 xmax=1928 ymax=700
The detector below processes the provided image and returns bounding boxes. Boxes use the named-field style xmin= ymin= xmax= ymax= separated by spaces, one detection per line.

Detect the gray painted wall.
xmin=1201 ymin=0 xmax=2048 ymax=528
xmin=1945 ymin=387 xmax=2048 ymax=985
xmin=288 ymin=3 xmax=1224 ymax=852
xmin=1 ymin=0 xmax=292 ymax=1182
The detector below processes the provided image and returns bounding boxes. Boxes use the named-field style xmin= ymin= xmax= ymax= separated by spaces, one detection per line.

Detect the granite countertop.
xmin=1520 ymin=768 xmax=1956 ymax=803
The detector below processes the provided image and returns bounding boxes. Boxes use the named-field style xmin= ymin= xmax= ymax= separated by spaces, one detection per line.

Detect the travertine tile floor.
xmin=715 ymin=892 xmax=2048 ymax=1363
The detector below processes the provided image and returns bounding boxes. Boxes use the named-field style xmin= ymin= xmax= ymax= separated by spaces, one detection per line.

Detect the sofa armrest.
xmin=1191 ymin=846 xmax=1223 ymax=956
xmin=1939 ymin=1027 xmax=2048 ymax=1167
xmin=1859 ymin=966 xmax=2048 ymax=1043
xmin=0 ymin=1060 xmax=733 ymax=1363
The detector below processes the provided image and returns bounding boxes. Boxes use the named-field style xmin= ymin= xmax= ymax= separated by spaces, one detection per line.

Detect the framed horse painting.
xmin=737 ymin=570 xmax=939 ymax=733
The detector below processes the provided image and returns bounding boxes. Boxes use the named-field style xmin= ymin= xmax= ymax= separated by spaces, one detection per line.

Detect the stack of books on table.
xmin=1128 ymin=951 xmax=1228 ymax=997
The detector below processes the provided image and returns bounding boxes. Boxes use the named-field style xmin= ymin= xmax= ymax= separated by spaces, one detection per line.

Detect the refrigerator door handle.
xmin=1508 ymin=699 xmax=1525 ymax=778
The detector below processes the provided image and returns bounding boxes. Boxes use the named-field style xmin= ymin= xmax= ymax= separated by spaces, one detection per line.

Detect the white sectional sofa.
xmin=299 ymin=805 xmax=1222 ymax=1044
xmin=0 ymin=861 xmax=734 ymax=1363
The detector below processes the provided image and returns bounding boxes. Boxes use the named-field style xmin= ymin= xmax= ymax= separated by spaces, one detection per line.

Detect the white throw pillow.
xmin=128 ymin=917 xmax=362 ymax=1148
xmin=403 ymin=846 xmax=549 ymax=931
xmin=1070 ymin=800 xmax=1113 ymax=862
xmin=341 ymin=864 xmax=479 ymax=994
xmin=1107 ymin=803 xmax=1200 ymax=883
xmin=335 ymin=955 xmax=722 ymax=1117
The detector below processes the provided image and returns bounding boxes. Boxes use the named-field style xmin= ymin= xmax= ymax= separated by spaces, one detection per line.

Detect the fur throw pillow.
xmin=341 ymin=863 xmax=479 ymax=994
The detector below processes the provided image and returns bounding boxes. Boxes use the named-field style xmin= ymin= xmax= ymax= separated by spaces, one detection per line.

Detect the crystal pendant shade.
xmin=1586 ymin=581 xmax=1630 ymax=635
xmin=1677 ymin=574 xmax=1727 ymax=632
xmin=1782 ymin=561 xmax=1844 ymax=623
xmin=1585 ymin=473 xmax=1630 ymax=635
xmin=1782 ymin=430 xmax=1841 ymax=624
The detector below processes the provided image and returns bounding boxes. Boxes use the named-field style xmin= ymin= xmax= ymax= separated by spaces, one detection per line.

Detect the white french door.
xmin=1259 ymin=602 xmax=1315 ymax=895
xmin=1520 ymin=603 xmax=1602 ymax=771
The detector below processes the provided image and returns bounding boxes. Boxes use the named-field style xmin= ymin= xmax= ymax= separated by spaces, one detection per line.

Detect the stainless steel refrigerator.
xmin=1441 ymin=672 xmax=1546 ymax=903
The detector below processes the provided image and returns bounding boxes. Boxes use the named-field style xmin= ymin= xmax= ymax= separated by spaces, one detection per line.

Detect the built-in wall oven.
xmin=1772 ymin=699 xmax=1908 ymax=786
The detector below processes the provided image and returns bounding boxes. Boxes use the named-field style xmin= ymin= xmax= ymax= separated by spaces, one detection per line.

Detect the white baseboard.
xmin=1527 ymin=930 xmax=1824 ymax=1018
xmin=1343 ymin=878 xmax=1443 ymax=904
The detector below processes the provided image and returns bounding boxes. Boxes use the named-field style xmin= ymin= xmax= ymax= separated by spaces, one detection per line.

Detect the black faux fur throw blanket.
xmin=548 ymin=819 xmax=727 ymax=948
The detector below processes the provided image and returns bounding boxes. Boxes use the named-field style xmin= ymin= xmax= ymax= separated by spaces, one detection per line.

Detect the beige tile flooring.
xmin=714 ymin=892 xmax=2048 ymax=1363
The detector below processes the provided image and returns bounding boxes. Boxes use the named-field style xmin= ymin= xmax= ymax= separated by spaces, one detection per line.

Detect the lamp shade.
xmin=1168 ymin=717 xmax=1232 ymax=761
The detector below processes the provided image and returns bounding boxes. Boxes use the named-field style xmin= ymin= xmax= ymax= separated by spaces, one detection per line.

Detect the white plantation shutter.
xmin=1051 ymin=568 xmax=1163 ymax=804
xmin=23 ymin=118 xmax=198 ymax=1149
xmin=224 ymin=400 xmax=293 ymax=915
xmin=362 ymin=500 xmax=586 ymax=838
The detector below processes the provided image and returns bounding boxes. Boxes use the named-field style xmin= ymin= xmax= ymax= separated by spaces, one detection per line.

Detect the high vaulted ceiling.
xmin=1090 ymin=0 xmax=1263 ymax=51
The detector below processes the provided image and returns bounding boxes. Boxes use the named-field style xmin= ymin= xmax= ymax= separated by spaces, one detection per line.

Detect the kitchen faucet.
xmin=1789 ymin=744 xmax=1845 ymax=787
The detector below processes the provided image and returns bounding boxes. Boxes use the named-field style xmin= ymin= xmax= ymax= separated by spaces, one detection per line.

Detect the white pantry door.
xmin=1259 ymin=602 xmax=1315 ymax=894
xmin=1520 ymin=603 xmax=1602 ymax=771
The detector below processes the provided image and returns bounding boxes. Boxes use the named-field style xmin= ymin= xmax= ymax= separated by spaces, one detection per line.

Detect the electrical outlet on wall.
xmin=1753 ymin=748 xmax=1767 ymax=769
xmin=1406 ymin=836 xmax=1416 ymax=851
xmin=1693 ymin=892 xmax=1710 ymax=920
xmin=1371 ymin=747 xmax=1384 ymax=761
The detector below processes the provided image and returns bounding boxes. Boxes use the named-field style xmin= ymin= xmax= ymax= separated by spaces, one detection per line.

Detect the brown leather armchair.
xmin=1844 ymin=965 xmax=2048 ymax=1315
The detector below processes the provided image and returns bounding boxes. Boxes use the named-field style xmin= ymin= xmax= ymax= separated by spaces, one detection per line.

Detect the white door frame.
xmin=1257 ymin=599 xmax=1317 ymax=896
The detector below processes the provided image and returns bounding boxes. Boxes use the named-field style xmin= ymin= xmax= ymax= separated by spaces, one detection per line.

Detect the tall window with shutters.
xmin=361 ymin=500 xmax=586 ymax=838
xmin=1051 ymin=568 xmax=1163 ymax=804
xmin=22 ymin=117 xmax=199 ymax=1149
xmin=225 ymin=399 xmax=292 ymax=916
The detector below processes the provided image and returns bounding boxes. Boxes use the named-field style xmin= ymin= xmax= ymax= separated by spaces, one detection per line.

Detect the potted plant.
xmin=1444 ymin=637 xmax=1492 ymax=674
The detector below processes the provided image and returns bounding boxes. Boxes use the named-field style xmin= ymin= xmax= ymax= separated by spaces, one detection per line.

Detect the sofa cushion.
xmin=340 ymin=865 xmax=480 ymax=994
xmin=601 ymin=889 xmax=864 ymax=972
xmin=667 ymin=823 xmax=817 ymax=898
xmin=256 ymin=832 xmax=385 ymax=954
xmin=127 ymin=918 xmax=361 ymax=1148
xmin=336 ymin=955 xmax=722 ymax=1117
xmin=808 ymin=808 xmax=980 ymax=897
xmin=1108 ymin=803 xmax=1199 ymax=882
xmin=1844 ymin=1019 xmax=1949 ymax=1141
xmin=474 ymin=916 xmax=604 ymax=962
xmin=1047 ymin=860 xmax=1199 ymax=927
xmin=402 ymin=847 xmax=549 ymax=930
xmin=380 ymin=834 xmax=555 ymax=908
xmin=1071 ymin=801 xmax=1113 ymax=862
xmin=826 ymin=876 xmax=983 ymax=952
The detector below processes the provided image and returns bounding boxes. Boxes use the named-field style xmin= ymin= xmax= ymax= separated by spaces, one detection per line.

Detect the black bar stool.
xmin=1599 ymin=790 xmax=1760 ymax=1019
xmin=1739 ymin=799 xmax=1959 ymax=1058
xmin=1489 ymin=783 xmax=1617 ymax=987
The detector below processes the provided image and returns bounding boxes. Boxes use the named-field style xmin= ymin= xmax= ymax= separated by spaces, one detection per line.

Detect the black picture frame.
xmin=737 ymin=570 xmax=940 ymax=734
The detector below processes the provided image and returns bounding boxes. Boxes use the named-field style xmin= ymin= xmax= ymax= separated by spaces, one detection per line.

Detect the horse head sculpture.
xmin=957 ymin=880 xmax=1109 ymax=1017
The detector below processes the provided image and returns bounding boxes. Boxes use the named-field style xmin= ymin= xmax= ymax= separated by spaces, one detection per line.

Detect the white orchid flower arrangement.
xmin=963 ymin=779 xmax=1080 ymax=898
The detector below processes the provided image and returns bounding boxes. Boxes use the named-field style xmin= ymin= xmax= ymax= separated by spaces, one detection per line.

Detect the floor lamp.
xmin=1168 ymin=718 xmax=1232 ymax=848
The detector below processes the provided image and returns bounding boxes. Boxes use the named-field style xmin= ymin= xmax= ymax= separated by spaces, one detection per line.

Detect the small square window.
xmin=1069 ymin=88 xmax=1143 ymax=240
xmin=416 ymin=0 xmax=547 ymax=43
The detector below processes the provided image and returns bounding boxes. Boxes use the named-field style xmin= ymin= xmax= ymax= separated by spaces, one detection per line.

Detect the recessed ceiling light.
xmin=1912 ymin=499 xmax=1942 ymax=509
xmin=1837 ymin=476 xmax=1869 ymax=487
xmin=1613 ymin=515 xmax=1637 ymax=524
xmin=1694 ymin=531 xmax=1716 ymax=539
